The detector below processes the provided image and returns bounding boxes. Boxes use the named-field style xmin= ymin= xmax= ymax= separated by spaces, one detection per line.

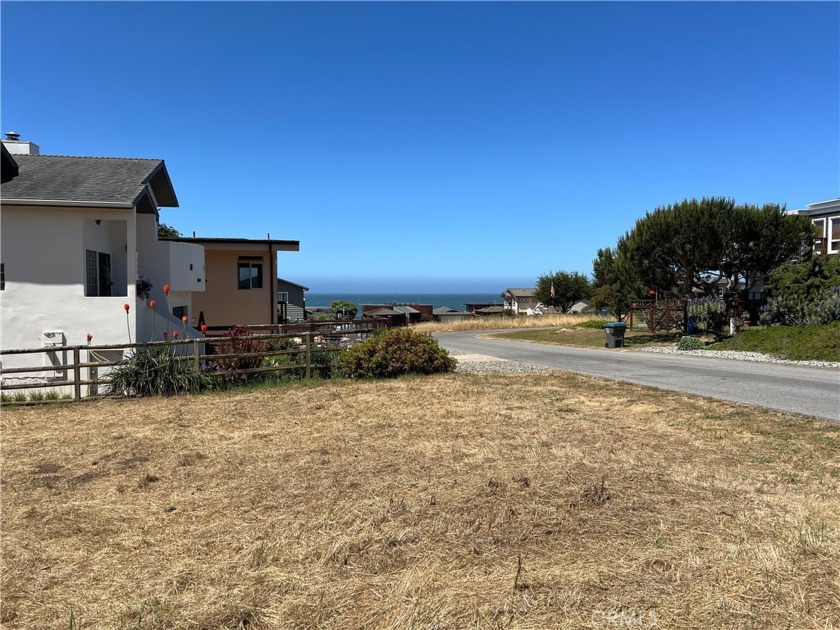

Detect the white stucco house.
xmin=0 ymin=134 xmax=205 ymax=375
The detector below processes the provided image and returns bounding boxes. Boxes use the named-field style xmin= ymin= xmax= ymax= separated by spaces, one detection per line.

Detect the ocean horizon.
xmin=306 ymin=293 xmax=504 ymax=313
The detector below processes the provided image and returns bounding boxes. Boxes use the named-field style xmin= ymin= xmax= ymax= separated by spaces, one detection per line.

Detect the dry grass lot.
xmin=2 ymin=373 xmax=839 ymax=629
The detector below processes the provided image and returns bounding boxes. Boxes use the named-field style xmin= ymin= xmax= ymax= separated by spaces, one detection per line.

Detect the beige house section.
xmin=180 ymin=239 xmax=299 ymax=329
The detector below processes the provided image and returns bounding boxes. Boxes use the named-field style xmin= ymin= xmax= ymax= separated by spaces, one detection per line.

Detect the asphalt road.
xmin=435 ymin=330 xmax=840 ymax=422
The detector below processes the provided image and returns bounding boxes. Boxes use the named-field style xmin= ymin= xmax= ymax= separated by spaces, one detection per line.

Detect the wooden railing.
xmin=0 ymin=323 xmax=381 ymax=405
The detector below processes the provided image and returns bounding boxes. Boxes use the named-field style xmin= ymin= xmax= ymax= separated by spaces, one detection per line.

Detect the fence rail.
xmin=1 ymin=321 xmax=380 ymax=405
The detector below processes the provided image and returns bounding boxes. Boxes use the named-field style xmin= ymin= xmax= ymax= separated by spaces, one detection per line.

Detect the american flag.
xmin=550 ymin=282 xmax=556 ymax=300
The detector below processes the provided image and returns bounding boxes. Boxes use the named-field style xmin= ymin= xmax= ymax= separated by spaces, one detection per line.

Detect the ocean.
xmin=306 ymin=293 xmax=503 ymax=313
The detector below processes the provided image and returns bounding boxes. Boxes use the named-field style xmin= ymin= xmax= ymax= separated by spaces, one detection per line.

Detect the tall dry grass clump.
xmin=414 ymin=313 xmax=609 ymax=333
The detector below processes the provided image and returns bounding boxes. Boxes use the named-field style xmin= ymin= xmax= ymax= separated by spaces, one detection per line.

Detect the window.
xmin=277 ymin=291 xmax=289 ymax=303
xmin=238 ymin=257 xmax=263 ymax=290
xmin=812 ymin=219 xmax=826 ymax=254
xmin=830 ymin=217 xmax=840 ymax=254
xmin=85 ymin=249 xmax=113 ymax=296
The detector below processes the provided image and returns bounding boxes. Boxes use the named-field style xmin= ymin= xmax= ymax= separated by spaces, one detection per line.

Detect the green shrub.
xmin=676 ymin=336 xmax=705 ymax=351
xmin=108 ymin=346 xmax=206 ymax=397
xmin=760 ymin=287 xmax=840 ymax=326
xmin=338 ymin=328 xmax=456 ymax=379
xmin=575 ymin=318 xmax=611 ymax=329
xmin=687 ymin=297 xmax=726 ymax=333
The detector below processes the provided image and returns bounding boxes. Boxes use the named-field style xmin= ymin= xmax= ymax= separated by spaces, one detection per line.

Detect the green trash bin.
xmin=603 ymin=322 xmax=627 ymax=348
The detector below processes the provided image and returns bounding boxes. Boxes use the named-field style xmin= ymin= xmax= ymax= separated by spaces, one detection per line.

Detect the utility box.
xmin=43 ymin=330 xmax=67 ymax=379
xmin=603 ymin=323 xmax=627 ymax=349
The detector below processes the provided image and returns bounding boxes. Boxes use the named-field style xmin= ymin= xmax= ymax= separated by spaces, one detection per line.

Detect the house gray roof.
xmin=501 ymin=288 xmax=536 ymax=298
xmin=277 ymin=278 xmax=309 ymax=291
xmin=0 ymin=154 xmax=178 ymax=210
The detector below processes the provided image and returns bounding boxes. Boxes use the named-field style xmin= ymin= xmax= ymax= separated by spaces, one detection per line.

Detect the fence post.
xmin=73 ymin=347 xmax=82 ymax=402
xmin=305 ymin=333 xmax=312 ymax=380
xmin=193 ymin=339 xmax=200 ymax=371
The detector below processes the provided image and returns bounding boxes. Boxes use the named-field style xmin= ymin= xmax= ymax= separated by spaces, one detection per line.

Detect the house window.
xmin=830 ymin=217 xmax=840 ymax=254
xmin=238 ymin=257 xmax=263 ymax=290
xmin=85 ymin=249 xmax=113 ymax=296
xmin=813 ymin=219 xmax=826 ymax=254
xmin=277 ymin=291 xmax=289 ymax=303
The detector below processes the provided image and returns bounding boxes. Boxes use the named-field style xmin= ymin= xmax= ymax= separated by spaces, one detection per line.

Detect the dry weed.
xmin=2 ymin=373 xmax=839 ymax=628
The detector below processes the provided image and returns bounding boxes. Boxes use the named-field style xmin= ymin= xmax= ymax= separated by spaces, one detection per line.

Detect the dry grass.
xmin=2 ymin=374 xmax=839 ymax=629
xmin=414 ymin=313 xmax=609 ymax=334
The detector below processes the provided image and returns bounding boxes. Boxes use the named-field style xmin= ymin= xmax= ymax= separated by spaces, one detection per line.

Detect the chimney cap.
xmin=5 ymin=131 xmax=20 ymax=141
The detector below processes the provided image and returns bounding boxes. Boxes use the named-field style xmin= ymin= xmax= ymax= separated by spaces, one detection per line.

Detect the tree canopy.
xmin=330 ymin=300 xmax=358 ymax=320
xmin=157 ymin=222 xmax=182 ymax=239
xmin=620 ymin=197 xmax=815 ymax=308
xmin=534 ymin=271 xmax=591 ymax=313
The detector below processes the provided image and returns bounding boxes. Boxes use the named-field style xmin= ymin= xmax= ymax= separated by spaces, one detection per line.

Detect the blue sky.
xmin=2 ymin=2 xmax=838 ymax=293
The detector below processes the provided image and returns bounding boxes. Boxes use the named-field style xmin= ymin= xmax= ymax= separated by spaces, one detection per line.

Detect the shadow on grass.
xmin=624 ymin=332 xmax=681 ymax=346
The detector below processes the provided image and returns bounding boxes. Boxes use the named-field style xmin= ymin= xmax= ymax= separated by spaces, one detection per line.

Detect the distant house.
xmin=277 ymin=278 xmax=308 ymax=322
xmin=501 ymin=288 xmax=538 ymax=314
xmin=474 ymin=305 xmax=505 ymax=316
xmin=362 ymin=303 xmax=431 ymax=326
xmin=432 ymin=306 xmax=474 ymax=323
xmin=790 ymin=198 xmax=840 ymax=256
xmin=464 ymin=301 xmax=503 ymax=314
xmin=161 ymin=237 xmax=300 ymax=329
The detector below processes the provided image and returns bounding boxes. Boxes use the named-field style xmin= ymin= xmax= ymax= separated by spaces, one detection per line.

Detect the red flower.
xmin=649 ymin=290 xmax=656 ymax=295
xmin=163 ymin=332 xmax=168 ymax=340
xmin=173 ymin=330 xmax=179 ymax=339
xmin=123 ymin=303 xmax=130 ymax=312
xmin=181 ymin=316 xmax=188 ymax=323
xmin=149 ymin=300 xmax=156 ymax=309
xmin=201 ymin=325 xmax=207 ymax=333
xmin=87 ymin=333 xmax=93 ymax=342
xmin=163 ymin=284 xmax=170 ymax=295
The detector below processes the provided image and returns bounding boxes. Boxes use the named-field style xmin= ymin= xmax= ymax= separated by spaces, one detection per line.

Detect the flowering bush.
xmin=687 ymin=297 xmax=726 ymax=333
xmin=207 ymin=325 xmax=268 ymax=384
xmin=338 ymin=328 xmax=456 ymax=379
xmin=760 ymin=287 xmax=840 ymax=326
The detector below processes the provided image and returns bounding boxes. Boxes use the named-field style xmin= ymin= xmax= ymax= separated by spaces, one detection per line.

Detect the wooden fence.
xmin=0 ymin=321 xmax=383 ymax=405
xmin=628 ymin=299 xmax=688 ymax=333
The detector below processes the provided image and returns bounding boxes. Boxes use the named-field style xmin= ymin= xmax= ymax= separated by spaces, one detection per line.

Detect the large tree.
xmin=535 ymin=270 xmax=591 ymax=313
xmin=622 ymin=197 xmax=815 ymax=309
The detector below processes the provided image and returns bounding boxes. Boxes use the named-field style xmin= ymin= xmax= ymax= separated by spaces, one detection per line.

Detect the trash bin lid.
xmin=603 ymin=322 xmax=626 ymax=328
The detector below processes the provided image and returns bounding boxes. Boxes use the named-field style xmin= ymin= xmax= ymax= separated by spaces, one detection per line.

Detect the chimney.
xmin=2 ymin=131 xmax=40 ymax=155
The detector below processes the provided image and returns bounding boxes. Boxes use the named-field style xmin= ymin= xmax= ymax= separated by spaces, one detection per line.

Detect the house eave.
xmin=0 ymin=198 xmax=133 ymax=209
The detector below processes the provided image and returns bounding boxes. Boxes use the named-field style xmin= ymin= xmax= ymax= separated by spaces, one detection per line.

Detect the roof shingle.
xmin=0 ymin=154 xmax=178 ymax=208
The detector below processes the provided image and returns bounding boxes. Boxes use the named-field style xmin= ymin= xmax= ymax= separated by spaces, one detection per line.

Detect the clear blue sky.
xmin=3 ymin=2 xmax=838 ymax=293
